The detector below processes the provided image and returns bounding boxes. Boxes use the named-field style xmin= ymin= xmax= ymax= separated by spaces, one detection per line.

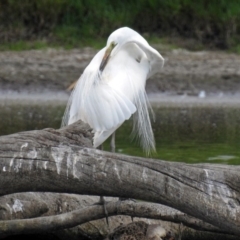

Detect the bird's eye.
xmin=111 ymin=41 xmax=117 ymax=47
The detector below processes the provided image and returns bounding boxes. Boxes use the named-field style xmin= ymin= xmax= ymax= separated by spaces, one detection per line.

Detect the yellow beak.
xmin=99 ymin=44 xmax=115 ymax=72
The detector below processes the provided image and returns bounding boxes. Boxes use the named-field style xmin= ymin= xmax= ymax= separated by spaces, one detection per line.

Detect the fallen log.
xmin=0 ymin=121 xmax=240 ymax=237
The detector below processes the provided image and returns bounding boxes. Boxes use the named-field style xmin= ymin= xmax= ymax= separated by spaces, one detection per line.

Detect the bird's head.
xmin=99 ymin=27 xmax=140 ymax=72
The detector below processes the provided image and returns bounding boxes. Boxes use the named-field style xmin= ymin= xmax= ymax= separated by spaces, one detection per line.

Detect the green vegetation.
xmin=0 ymin=0 xmax=240 ymax=50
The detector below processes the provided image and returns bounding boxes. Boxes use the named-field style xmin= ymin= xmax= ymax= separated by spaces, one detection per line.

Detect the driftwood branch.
xmin=0 ymin=191 xmax=233 ymax=238
xmin=0 ymin=121 xmax=240 ymax=237
xmin=0 ymin=198 xmax=231 ymax=237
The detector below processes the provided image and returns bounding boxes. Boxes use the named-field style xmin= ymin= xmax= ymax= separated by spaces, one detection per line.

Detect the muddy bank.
xmin=0 ymin=47 xmax=239 ymax=95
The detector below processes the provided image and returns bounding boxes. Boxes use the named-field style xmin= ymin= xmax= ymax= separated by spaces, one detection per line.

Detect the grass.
xmin=0 ymin=23 xmax=238 ymax=54
xmin=0 ymin=34 xmax=238 ymax=54
xmin=0 ymin=40 xmax=51 ymax=51
xmin=229 ymin=42 xmax=240 ymax=54
xmin=0 ymin=29 xmax=179 ymax=52
xmin=0 ymin=34 xmax=106 ymax=51
xmin=235 ymin=45 xmax=240 ymax=54
xmin=0 ymin=25 xmax=212 ymax=52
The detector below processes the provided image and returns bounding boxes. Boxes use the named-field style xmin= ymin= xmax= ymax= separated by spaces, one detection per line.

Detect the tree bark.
xmin=0 ymin=121 xmax=240 ymax=237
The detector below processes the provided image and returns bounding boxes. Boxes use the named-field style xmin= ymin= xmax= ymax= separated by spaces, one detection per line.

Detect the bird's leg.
xmin=97 ymin=144 xmax=104 ymax=150
xmin=110 ymin=132 xmax=115 ymax=153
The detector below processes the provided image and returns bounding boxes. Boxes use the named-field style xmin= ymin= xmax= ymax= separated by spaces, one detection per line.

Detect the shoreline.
xmin=0 ymin=47 xmax=239 ymax=95
xmin=0 ymin=47 xmax=239 ymax=109
xmin=1 ymin=90 xmax=240 ymax=108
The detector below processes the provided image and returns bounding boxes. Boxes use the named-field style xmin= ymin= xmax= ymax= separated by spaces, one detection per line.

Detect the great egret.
xmin=62 ymin=27 xmax=164 ymax=154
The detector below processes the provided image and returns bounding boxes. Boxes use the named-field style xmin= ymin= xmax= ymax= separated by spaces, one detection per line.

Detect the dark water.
xmin=113 ymin=106 xmax=240 ymax=165
xmin=1 ymin=102 xmax=240 ymax=165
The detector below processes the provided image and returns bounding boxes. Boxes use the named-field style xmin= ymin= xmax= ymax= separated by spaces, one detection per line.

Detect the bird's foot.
xmin=93 ymin=196 xmax=109 ymax=225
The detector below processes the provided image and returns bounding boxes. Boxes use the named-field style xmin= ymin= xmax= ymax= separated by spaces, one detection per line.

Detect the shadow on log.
xmin=0 ymin=121 xmax=240 ymax=239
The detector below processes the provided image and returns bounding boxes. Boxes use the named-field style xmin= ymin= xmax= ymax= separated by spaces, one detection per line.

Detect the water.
xmin=1 ymin=95 xmax=240 ymax=165
xmin=106 ymin=105 xmax=240 ymax=165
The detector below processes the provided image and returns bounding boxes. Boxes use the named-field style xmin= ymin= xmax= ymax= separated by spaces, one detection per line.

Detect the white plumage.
xmin=62 ymin=27 xmax=164 ymax=153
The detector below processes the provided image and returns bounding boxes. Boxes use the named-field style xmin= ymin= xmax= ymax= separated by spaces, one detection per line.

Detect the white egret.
xmin=62 ymin=27 xmax=164 ymax=154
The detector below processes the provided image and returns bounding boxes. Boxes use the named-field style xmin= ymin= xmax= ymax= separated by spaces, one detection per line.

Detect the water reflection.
xmin=0 ymin=102 xmax=65 ymax=135
xmin=106 ymin=106 xmax=240 ymax=165
xmin=0 ymin=102 xmax=239 ymax=165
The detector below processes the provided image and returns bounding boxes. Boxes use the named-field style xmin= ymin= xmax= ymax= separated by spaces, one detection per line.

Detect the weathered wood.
xmin=0 ymin=121 xmax=240 ymax=236
xmin=0 ymin=192 xmax=230 ymax=237
xmin=0 ymin=200 xmax=189 ymax=236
